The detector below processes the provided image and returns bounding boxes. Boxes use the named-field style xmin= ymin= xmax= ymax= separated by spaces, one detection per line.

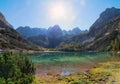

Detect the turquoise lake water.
xmin=27 ymin=52 xmax=111 ymax=76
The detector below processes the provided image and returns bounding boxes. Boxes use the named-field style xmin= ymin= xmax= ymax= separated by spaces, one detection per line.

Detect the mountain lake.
xmin=26 ymin=52 xmax=112 ymax=76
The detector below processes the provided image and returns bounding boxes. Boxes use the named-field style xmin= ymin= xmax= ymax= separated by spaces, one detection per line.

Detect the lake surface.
xmin=27 ymin=52 xmax=111 ymax=76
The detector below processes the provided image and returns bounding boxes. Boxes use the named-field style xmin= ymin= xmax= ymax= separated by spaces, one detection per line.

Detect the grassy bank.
xmin=33 ymin=61 xmax=120 ymax=84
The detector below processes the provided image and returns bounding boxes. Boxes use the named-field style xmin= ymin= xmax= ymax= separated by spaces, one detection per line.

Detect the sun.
xmin=49 ymin=2 xmax=66 ymax=21
xmin=51 ymin=5 xmax=65 ymax=20
xmin=46 ymin=1 xmax=76 ymax=30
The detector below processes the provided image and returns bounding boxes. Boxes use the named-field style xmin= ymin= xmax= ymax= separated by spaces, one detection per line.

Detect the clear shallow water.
xmin=27 ymin=52 xmax=111 ymax=76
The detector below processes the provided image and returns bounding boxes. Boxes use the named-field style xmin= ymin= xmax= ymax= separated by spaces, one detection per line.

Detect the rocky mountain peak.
xmin=100 ymin=7 xmax=120 ymax=19
xmin=47 ymin=25 xmax=63 ymax=38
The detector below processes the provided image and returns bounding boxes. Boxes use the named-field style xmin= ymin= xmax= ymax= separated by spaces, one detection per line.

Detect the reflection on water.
xmin=27 ymin=52 xmax=110 ymax=76
xmin=61 ymin=68 xmax=75 ymax=76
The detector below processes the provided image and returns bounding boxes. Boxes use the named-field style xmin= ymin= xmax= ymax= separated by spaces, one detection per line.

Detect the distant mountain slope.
xmin=0 ymin=12 xmax=39 ymax=50
xmin=28 ymin=34 xmax=49 ymax=48
xmin=16 ymin=26 xmax=47 ymax=38
xmin=46 ymin=25 xmax=63 ymax=48
xmin=28 ymin=25 xmax=63 ymax=48
xmin=63 ymin=27 xmax=88 ymax=36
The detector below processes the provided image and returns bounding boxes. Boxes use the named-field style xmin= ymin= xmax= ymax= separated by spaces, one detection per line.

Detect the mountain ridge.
xmin=16 ymin=25 xmax=87 ymax=38
xmin=89 ymin=7 xmax=120 ymax=36
xmin=16 ymin=25 xmax=87 ymax=48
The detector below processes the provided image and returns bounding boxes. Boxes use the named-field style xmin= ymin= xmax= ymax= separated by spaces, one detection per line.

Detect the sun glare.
xmin=49 ymin=3 xmax=66 ymax=21
xmin=51 ymin=5 xmax=65 ymax=20
xmin=46 ymin=1 xmax=76 ymax=30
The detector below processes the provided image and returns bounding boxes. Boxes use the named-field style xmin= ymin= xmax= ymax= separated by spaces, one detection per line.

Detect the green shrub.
xmin=0 ymin=51 xmax=35 ymax=84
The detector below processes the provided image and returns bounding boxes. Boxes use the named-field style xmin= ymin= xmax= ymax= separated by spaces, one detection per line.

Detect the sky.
xmin=0 ymin=0 xmax=120 ymax=30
